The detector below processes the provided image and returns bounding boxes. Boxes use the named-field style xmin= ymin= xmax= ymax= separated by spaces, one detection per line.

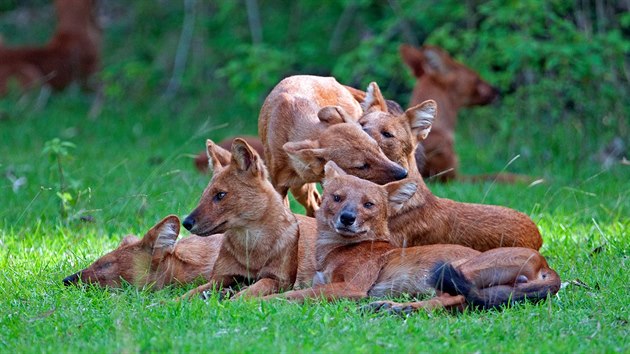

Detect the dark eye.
xmin=364 ymin=202 xmax=374 ymax=209
xmin=332 ymin=194 xmax=341 ymax=202
xmin=214 ymin=192 xmax=227 ymax=201
xmin=381 ymin=131 xmax=394 ymax=138
xmin=357 ymin=163 xmax=370 ymax=170
xmin=99 ymin=262 xmax=112 ymax=269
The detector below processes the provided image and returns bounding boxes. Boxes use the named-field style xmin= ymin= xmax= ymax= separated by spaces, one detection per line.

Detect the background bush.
xmin=1 ymin=0 xmax=628 ymax=188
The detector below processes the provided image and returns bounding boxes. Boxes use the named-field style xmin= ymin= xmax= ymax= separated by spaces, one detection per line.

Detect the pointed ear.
xmin=421 ymin=46 xmax=450 ymax=75
xmin=405 ymin=99 xmax=437 ymax=141
xmin=318 ymin=106 xmax=356 ymax=125
xmin=119 ymin=234 xmax=140 ymax=247
xmin=283 ymin=140 xmax=327 ymax=176
xmin=324 ymin=161 xmax=346 ymax=181
xmin=141 ymin=215 xmax=180 ymax=252
xmin=361 ymin=82 xmax=388 ymax=113
xmin=231 ymin=138 xmax=267 ymax=178
xmin=385 ymin=180 xmax=417 ymax=212
xmin=400 ymin=44 xmax=426 ymax=78
xmin=206 ymin=139 xmax=231 ymax=175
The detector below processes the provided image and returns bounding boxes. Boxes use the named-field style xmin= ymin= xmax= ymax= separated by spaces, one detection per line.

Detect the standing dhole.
xmin=63 ymin=215 xmax=223 ymax=289
xmin=264 ymin=162 xmax=560 ymax=313
xmin=258 ymin=75 xmax=409 ymax=217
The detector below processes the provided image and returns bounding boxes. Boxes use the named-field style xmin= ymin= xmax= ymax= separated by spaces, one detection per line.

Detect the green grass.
xmin=0 ymin=85 xmax=627 ymax=353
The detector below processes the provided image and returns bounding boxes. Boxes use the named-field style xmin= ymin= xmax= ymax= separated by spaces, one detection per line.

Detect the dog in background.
xmin=400 ymin=44 xmax=500 ymax=182
xmin=0 ymin=0 xmax=101 ymax=95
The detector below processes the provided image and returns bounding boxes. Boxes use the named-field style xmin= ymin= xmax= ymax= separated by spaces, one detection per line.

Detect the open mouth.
xmin=196 ymin=221 xmax=227 ymax=236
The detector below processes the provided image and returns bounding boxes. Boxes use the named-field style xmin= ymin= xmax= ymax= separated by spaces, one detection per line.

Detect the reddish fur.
xmin=354 ymin=82 xmax=542 ymax=251
xmin=265 ymin=163 xmax=560 ymax=313
xmin=258 ymin=75 xmax=408 ymax=217
xmin=181 ymin=139 xmax=318 ymax=299
xmin=0 ymin=0 xmax=101 ymax=95
xmin=63 ymin=215 xmax=223 ymax=289
xmin=194 ymin=135 xmax=264 ymax=173
xmin=400 ymin=44 xmax=500 ymax=182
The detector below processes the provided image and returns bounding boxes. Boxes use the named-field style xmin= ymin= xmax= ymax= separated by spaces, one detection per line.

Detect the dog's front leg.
xmin=263 ymin=282 xmax=368 ymax=303
xmin=232 ymin=277 xmax=280 ymax=298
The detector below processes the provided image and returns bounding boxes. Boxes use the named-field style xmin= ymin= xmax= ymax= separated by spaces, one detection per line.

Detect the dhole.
xmin=351 ymin=82 xmax=542 ymax=251
xmin=400 ymin=44 xmax=499 ymax=181
xmin=264 ymin=162 xmax=560 ymax=312
xmin=194 ymin=135 xmax=264 ymax=173
xmin=0 ymin=0 xmax=101 ymax=95
xmin=63 ymin=215 xmax=223 ymax=289
xmin=258 ymin=75 xmax=408 ymax=217
xmin=181 ymin=138 xmax=318 ymax=299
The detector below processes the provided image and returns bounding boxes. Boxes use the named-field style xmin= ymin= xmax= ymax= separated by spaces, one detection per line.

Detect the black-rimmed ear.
xmin=141 ymin=215 xmax=180 ymax=252
xmin=384 ymin=180 xmax=417 ymax=212
xmin=206 ymin=139 xmax=231 ymax=175
xmin=405 ymin=99 xmax=437 ymax=141
xmin=231 ymin=138 xmax=266 ymax=178
xmin=361 ymin=82 xmax=388 ymax=113
xmin=284 ymin=140 xmax=327 ymax=176
xmin=318 ymin=106 xmax=356 ymax=125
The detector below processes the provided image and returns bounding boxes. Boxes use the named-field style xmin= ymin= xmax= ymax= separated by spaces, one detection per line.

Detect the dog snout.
xmin=63 ymin=272 xmax=81 ymax=286
xmin=394 ymin=167 xmax=408 ymax=180
xmin=339 ymin=211 xmax=356 ymax=226
xmin=182 ymin=215 xmax=196 ymax=231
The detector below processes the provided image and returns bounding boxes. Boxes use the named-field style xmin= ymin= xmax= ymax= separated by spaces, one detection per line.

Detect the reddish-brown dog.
xmin=194 ymin=135 xmax=264 ymax=173
xmin=63 ymin=215 xmax=223 ymax=289
xmin=264 ymin=162 xmax=560 ymax=313
xmin=0 ymin=0 xmax=101 ymax=95
xmin=181 ymin=138 xmax=319 ymax=299
xmin=258 ymin=75 xmax=409 ymax=216
xmin=341 ymin=82 xmax=542 ymax=251
xmin=400 ymin=44 xmax=499 ymax=181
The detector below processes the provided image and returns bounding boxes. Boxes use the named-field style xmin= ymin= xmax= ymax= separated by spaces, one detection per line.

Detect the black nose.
xmin=339 ymin=211 xmax=356 ymax=226
xmin=182 ymin=215 xmax=195 ymax=231
xmin=395 ymin=168 xmax=408 ymax=180
xmin=63 ymin=272 xmax=80 ymax=286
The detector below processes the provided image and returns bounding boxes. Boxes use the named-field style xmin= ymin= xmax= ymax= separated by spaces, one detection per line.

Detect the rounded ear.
xmin=206 ymin=139 xmax=231 ymax=175
xmin=324 ymin=161 xmax=346 ymax=180
xmin=283 ymin=140 xmax=327 ymax=175
xmin=142 ymin=215 xmax=180 ymax=252
xmin=400 ymin=44 xmax=426 ymax=78
xmin=384 ymin=180 xmax=417 ymax=212
xmin=421 ymin=46 xmax=450 ymax=75
xmin=361 ymin=82 xmax=388 ymax=113
xmin=405 ymin=99 xmax=437 ymax=141
xmin=318 ymin=106 xmax=356 ymax=125
xmin=231 ymin=138 xmax=267 ymax=178
xmin=119 ymin=234 xmax=140 ymax=247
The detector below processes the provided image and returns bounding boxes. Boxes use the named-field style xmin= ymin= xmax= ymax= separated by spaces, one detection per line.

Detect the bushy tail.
xmin=430 ymin=262 xmax=560 ymax=310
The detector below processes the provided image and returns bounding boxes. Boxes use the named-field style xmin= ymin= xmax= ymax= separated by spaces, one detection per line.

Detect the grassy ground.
xmin=0 ymin=90 xmax=628 ymax=353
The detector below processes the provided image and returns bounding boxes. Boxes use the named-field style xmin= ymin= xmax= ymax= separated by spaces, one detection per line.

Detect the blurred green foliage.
xmin=1 ymin=0 xmax=628 ymax=176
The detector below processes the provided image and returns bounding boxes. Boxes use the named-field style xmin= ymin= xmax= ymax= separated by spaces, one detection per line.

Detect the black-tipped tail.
xmin=430 ymin=262 xmax=560 ymax=310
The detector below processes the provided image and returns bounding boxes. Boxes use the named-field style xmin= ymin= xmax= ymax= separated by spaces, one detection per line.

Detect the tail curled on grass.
xmin=430 ymin=262 xmax=560 ymax=310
